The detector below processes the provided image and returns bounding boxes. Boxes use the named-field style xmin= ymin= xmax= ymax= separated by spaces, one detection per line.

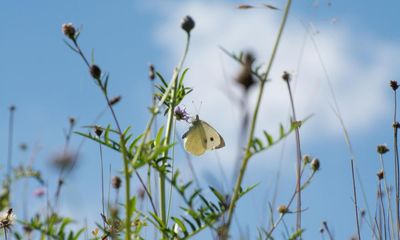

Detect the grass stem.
xmin=225 ymin=0 xmax=292 ymax=231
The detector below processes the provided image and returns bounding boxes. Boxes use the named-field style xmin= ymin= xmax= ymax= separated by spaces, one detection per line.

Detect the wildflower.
xmin=282 ymin=71 xmax=291 ymax=82
xmin=181 ymin=15 xmax=195 ymax=34
xmin=174 ymin=106 xmax=190 ymax=122
xmin=149 ymin=64 xmax=155 ymax=81
xmin=0 ymin=208 xmax=16 ymax=231
xmin=62 ymin=23 xmax=76 ymax=40
xmin=311 ymin=158 xmax=320 ymax=171
xmin=109 ymin=96 xmax=121 ymax=106
xmin=390 ymin=80 xmax=399 ymax=91
xmin=377 ymin=169 xmax=384 ymax=180
xmin=236 ymin=52 xmax=255 ymax=91
xmin=277 ymin=205 xmax=288 ymax=214
xmin=90 ymin=64 xmax=102 ymax=79
xmin=377 ymin=144 xmax=389 ymax=154
xmin=112 ymin=176 xmax=122 ymax=189
xmin=33 ymin=187 xmax=46 ymax=197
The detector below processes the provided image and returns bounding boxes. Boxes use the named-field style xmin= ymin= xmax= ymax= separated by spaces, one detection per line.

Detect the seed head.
xmin=112 ymin=176 xmax=122 ymax=189
xmin=69 ymin=117 xmax=76 ymax=126
xmin=377 ymin=144 xmax=389 ymax=154
xmin=360 ymin=209 xmax=366 ymax=218
xmin=390 ymin=80 xmax=399 ymax=91
xmin=236 ymin=52 xmax=255 ymax=91
xmin=277 ymin=205 xmax=288 ymax=214
xmin=109 ymin=96 xmax=121 ymax=106
xmin=393 ymin=121 xmax=400 ymax=129
xmin=311 ymin=158 xmax=320 ymax=171
xmin=181 ymin=15 xmax=195 ymax=34
xmin=377 ymin=169 xmax=384 ymax=180
xmin=9 ymin=105 xmax=16 ymax=112
xmin=51 ymin=151 xmax=76 ymax=169
xmin=282 ymin=71 xmax=291 ymax=82
xmin=62 ymin=23 xmax=76 ymax=40
xmin=19 ymin=143 xmax=28 ymax=151
xmin=149 ymin=64 xmax=155 ymax=81
xmin=90 ymin=64 xmax=102 ymax=79
xmin=94 ymin=125 xmax=103 ymax=137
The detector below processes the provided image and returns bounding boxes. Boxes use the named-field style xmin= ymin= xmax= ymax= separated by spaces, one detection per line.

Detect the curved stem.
xmin=225 ymin=0 xmax=292 ymax=231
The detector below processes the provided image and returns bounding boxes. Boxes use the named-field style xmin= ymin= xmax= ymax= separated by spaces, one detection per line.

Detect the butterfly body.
xmin=182 ymin=115 xmax=225 ymax=156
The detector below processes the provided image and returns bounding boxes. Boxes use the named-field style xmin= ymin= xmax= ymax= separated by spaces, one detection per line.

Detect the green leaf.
xmin=149 ymin=211 xmax=164 ymax=228
xmin=288 ymin=228 xmax=304 ymax=240
xmin=104 ymin=125 xmax=111 ymax=145
xmin=239 ymin=183 xmax=259 ymax=197
xmin=209 ymin=186 xmax=225 ymax=203
xmin=279 ymin=123 xmax=284 ymax=138
xmin=171 ymin=217 xmax=188 ymax=236
xmin=182 ymin=216 xmax=196 ymax=232
xmin=263 ymin=130 xmax=274 ymax=145
xmin=155 ymin=126 xmax=165 ymax=146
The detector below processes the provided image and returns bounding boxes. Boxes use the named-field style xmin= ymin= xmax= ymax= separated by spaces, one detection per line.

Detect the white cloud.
xmin=154 ymin=1 xmax=400 ymax=172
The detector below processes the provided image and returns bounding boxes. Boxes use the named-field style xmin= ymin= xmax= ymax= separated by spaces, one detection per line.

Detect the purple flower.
xmin=174 ymin=106 xmax=190 ymax=122
xmin=33 ymin=187 xmax=46 ymax=197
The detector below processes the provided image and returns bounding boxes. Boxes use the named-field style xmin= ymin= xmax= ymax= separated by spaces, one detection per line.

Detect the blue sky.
xmin=1 ymin=0 xmax=400 ymax=239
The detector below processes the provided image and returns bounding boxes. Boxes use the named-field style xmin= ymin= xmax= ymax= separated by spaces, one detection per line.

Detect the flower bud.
xmin=377 ymin=144 xmax=389 ymax=154
xmin=62 ymin=23 xmax=76 ymax=40
xmin=109 ymin=96 xmax=121 ymax=106
xmin=69 ymin=117 xmax=76 ymax=126
xmin=311 ymin=158 xmax=320 ymax=171
xmin=94 ymin=125 xmax=103 ymax=137
xmin=112 ymin=176 xmax=122 ymax=189
xmin=181 ymin=15 xmax=195 ymax=34
xmin=282 ymin=71 xmax=291 ymax=82
xmin=303 ymin=154 xmax=311 ymax=165
xmin=377 ymin=169 xmax=384 ymax=180
xmin=236 ymin=52 xmax=255 ymax=91
xmin=278 ymin=205 xmax=288 ymax=214
xmin=390 ymin=80 xmax=399 ymax=91
xmin=149 ymin=64 xmax=155 ymax=81
xmin=90 ymin=64 xmax=101 ymax=79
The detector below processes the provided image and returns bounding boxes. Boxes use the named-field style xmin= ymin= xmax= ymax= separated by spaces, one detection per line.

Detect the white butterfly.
xmin=182 ymin=115 xmax=225 ymax=156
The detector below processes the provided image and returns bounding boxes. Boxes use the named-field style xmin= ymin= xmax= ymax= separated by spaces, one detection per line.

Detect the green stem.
xmin=379 ymin=154 xmax=395 ymax=238
xmin=225 ymin=0 xmax=292 ymax=230
xmin=119 ymin=136 xmax=131 ymax=240
xmin=285 ymin=78 xmax=302 ymax=232
xmin=159 ymin=33 xmax=191 ymax=230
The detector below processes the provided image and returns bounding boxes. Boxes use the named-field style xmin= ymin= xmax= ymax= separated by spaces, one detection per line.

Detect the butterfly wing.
xmin=183 ymin=121 xmax=207 ymax=156
xmin=199 ymin=120 xmax=225 ymax=150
